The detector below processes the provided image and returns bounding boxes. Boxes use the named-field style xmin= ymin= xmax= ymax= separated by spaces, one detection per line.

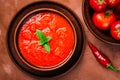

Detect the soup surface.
xmin=18 ymin=12 xmax=75 ymax=67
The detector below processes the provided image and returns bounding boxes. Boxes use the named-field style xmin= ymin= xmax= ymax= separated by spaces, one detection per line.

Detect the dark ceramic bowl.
xmin=82 ymin=0 xmax=120 ymax=45
xmin=7 ymin=1 xmax=84 ymax=77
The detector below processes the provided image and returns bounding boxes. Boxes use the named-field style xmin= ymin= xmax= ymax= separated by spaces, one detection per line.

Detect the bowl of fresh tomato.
xmin=7 ymin=1 xmax=84 ymax=77
xmin=83 ymin=0 xmax=120 ymax=44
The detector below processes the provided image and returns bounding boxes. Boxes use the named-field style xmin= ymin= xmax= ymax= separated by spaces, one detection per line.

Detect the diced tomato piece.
xmin=22 ymin=30 xmax=32 ymax=40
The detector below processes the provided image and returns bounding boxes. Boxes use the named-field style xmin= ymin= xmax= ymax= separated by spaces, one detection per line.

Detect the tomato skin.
xmin=107 ymin=0 xmax=120 ymax=7
xmin=111 ymin=21 xmax=120 ymax=40
xmin=92 ymin=11 xmax=116 ymax=30
xmin=89 ymin=0 xmax=107 ymax=12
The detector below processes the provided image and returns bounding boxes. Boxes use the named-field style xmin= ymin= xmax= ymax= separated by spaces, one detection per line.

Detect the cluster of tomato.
xmin=89 ymin=0 xmax=120 ymax=40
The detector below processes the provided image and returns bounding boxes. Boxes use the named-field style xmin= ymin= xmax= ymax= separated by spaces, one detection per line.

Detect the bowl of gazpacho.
xmin=7 ymin=1 xmax=84 ymax=77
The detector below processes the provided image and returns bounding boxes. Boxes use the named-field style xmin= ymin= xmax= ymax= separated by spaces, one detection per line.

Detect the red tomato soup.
xmin=18 ymin=12 xmax=75 ymax=67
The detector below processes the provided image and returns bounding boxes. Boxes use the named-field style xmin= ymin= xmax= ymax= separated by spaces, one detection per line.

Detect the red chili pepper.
xmin=88 ymin=42 xmax=120 ymax=72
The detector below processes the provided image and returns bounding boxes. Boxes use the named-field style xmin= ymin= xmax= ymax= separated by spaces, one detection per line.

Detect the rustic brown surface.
xmin=0 ymin=0 xmax=120 ymax=80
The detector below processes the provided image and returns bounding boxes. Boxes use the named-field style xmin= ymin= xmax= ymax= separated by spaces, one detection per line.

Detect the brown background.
xmin=0 ymin=0 xmax=120 ymax=80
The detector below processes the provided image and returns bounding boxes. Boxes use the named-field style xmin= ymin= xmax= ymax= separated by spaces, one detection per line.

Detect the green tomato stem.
xmin=98 ymin=0 xmax=106 ymax=5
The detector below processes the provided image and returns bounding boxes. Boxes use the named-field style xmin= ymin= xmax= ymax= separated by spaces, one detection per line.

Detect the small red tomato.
xmin=107 ymin=0 xmax=120 ymax=7
xmin=111 ymin=21 xmax=120 ymax=40
xmin=92 ymin=10 xmax=116 ymax=30
xmin=114 ymin=4 xmax=120 ymax=20
xmin=89 ymin=0 xmax=107 ymax=12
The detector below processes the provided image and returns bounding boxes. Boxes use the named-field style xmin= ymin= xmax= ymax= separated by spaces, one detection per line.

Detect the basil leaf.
xmin=46 ymin=36 xmax=52 ymax=42
xmin=38 ymin=36 xmax=51 ymax=45
xmin=36 ymin=29 xmax=45 ymax=39
xmin=36 ymin=29 xmax=51 ymax=53
xmin=38 ymin=40 xmax=44 ymax=45
xmin=43 ymin=43 xmax=50 ymax=53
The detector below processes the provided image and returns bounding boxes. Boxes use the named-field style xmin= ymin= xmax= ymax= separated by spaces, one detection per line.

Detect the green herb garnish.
xmin=36 ymin=29 xmax=52 ymax=53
